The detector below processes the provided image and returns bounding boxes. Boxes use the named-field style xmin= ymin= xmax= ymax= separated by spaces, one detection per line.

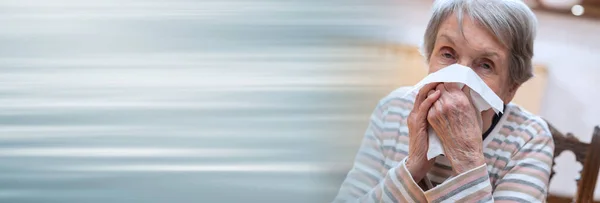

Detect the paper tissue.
xmin=404 ymin=64 xmax=505 ymax=160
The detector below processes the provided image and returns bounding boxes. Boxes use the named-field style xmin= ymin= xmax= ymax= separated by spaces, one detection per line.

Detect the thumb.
xmin=460 ymin=84 xmax=471 ymax=95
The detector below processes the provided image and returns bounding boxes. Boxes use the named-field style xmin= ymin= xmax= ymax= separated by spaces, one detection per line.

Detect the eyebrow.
xmin=439 ymin=34 xmax=455 ymax=46
xmin=480 ymin=51 xmax=500 ymax=60
xmin=439 ymin=34 xmax=500 ymax=60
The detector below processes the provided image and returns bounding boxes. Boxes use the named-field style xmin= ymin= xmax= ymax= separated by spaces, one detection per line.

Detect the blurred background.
xmin=0 ymin=0 xmax=598 ymax=202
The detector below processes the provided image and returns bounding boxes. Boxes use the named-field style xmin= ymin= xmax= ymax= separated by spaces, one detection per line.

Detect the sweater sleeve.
xmin=332 ymin=97 xmax=429 ymax=203
xmin=421 ymin=122 xmax=554 ymax=203
xmin=334 ymin=94 xmax=554 ymax=202
xmin=490 ymin=123 xmax=554 ymax=202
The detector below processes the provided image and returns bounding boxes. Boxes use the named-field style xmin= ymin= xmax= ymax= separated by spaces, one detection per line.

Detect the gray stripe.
xmin=343 ymin=181 xmax=369 ymax=194
xmin=383 ymin=162 xmax=393 ymax=170
xmin=529 ymin=119 xmax=545 ymax=128
xmin=394 ymin=170 xmax=420 ymax=203
xmin=381 ymin=146 xmax=408 ymax=155
xmin=476 ymin=194 xmax=494 ymax=203
xmin=365 ymin=134 xmax=378 ymax=141
xmin=382 ymin=127 xmax=401 ymax=132
xmin=383 ymin=97 xmax=414 ymax=105
xmin=431 ymin=175 xmax=489 ymax=203
xmin=387 ymin=111 xmax=409 ymax=118
xmin=506 ymin=162 xmax=550 ymax=176
xmin=370 ymin=121 xmax=383 ymax=132
xmin=352 ymin=163 xmax=383 ymax=184
xmin=434 ymin=162 xmax=452 ymax=171
xmin=378 ymin=98 xmax=413 ymax=111
xmin=504 ymin=125 xmax=515 ymax=131
xmin=483 ymin=153 xmax=493 ymax=159
xmin=358 ymin=150 xmax=384 ymax=165
xmin=520 ymin=148 xmax=553 ymax=159
xmin=495 ymin=156 xmax=511 ymax=166
xmin=495 ymin=196 xmax=530 ymax=202
xmin=523 ymin=129 xmax=535 ymax=139
xmin=491 ymin=138 xmax=504 ymax=145
xmin=515 ymin=127 xmax=537 ymax=141
xmin=382 ymin=185 xmax=399 ymax=203
xmin=509 ymin=111 xmax=528 ymax=120
xmin=494 ymin=162 xmax=551 ymax=181
xmin=370 ymin=188 xmax=379 ymax=203
xmin=497 ymin=179 xmax=546 ymax=193
xmin=502 ymin=139 xmax=523 ymax=150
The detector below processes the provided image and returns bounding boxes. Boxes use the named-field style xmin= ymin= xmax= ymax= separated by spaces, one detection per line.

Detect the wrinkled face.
xmin=428 ymin=13 xmax=517 ymax=104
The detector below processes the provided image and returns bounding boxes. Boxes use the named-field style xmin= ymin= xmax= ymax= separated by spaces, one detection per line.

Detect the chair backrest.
xmin=547 ymin=122 xmax=600 ymax=203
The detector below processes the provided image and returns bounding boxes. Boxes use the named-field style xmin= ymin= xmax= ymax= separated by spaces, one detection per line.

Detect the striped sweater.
xmin=333 ymin=87 xmax=554 ymax=203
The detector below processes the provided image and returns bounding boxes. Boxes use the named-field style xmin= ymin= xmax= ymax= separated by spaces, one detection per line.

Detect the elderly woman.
xmin=333 ymin=0 xmax=554 ymax=202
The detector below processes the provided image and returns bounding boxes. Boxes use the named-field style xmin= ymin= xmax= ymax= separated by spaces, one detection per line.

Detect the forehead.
xmin=437 ymin=13 xmax=508 ymax=57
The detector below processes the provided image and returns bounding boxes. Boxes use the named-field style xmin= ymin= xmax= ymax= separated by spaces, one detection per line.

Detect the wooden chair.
xmin=546 ymin=122 xmax=600 ymax=203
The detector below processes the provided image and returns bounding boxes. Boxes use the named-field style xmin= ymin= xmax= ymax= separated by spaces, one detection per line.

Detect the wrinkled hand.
xmin=406 ymin=83 xmax=441 ymax=181
xmin=427 ymin=83 xmax=485 ymax=175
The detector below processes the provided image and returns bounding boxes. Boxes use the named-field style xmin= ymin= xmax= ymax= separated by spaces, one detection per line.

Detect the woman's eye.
xmin=478 ymin=60 xmax=494 ymax=70
xmin=442 ymin=53 xmax=454 ymax=59
xmin=438 ymin=48 xmax=456 ymax=64
xmin=481 ymin=63 xmax=492 ymax=69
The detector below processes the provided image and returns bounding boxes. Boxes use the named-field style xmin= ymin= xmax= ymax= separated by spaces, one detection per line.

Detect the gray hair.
xmin=421 ymin=0 xmax=537 ymax=86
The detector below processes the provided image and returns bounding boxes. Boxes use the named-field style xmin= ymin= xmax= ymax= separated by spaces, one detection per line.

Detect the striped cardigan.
xmin=333 ymin=87 xmax=554 ymax=203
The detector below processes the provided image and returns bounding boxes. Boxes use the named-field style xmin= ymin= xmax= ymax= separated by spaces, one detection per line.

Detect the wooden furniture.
xmin=532 ymin=0 xmax=600 ymax=19
xmin=547 ymin=123 xmax=600 ymax=203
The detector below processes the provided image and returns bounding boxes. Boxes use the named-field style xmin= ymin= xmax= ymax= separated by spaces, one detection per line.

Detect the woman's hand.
xmin=406 ymin=83 xmax=441 ymax=181
xmin=427 ymin=83 xmax=486 ymax=175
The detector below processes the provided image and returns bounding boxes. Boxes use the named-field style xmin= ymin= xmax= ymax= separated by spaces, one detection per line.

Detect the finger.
xmin=427 ymin=103 xmax=435 ymax=122
xmin=461 ymin=84 xmax=471 ymax=95
xmin=436 ymin=83 xmax=448 ymax=94
xmin=426 ymin=100 xmax=443 ymax=134
xmin=433 ymin=83 xmax=447 ymax=112
xmin=444 ymin=82 xmax=461 ymax=91
xmin=418 ymin=89 xmax=441 ymax=115
xmin=415 ymin=83 xmax=439 ymax=110
xmin=427 ymin=90 xmax=435 ymax=97
xmin=434 ymin=97 xmax=443 ymax=114
xmin=425 ymin=91 xmax=436 ymax=114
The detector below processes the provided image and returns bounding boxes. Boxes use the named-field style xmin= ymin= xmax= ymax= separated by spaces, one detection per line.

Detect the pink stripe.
xmin=387 ymin=99 xmax=413 ymax=108
xmin=384 ymin=114 xmax=406 ymax=122
xmin=384 ymin=172 xmax=407 ymax=201
xmin=496 ymin=182 xmax=542 ymax=197
xmin=396 ymin=135 xmax=409 ymax=143
xmin=514 ymin=151 xmax=552 ymax=163
xmin=381 ymin=133 xmax=402 ymax=141
xmin=426 ymin=168 xmax=488 ymax=200
xmin=509 ymin=165 xmax=550 ymax=180
xmin=459 ymin=190 xmax=490 ymax=202
xmin=397 ymin=166 xmax=426 ymax=202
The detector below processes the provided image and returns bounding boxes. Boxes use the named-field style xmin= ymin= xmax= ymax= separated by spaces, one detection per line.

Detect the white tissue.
xmin=404 ymin=64 xmax=504 ymax=160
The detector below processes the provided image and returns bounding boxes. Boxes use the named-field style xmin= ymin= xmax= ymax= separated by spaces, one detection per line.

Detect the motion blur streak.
xmin=0 ymin=0 xmax=402 ymax=202
xmin=0 ymin=148 xmax=292 ymax=157
xmin=54 ymin=163 xmax=323 ymax=173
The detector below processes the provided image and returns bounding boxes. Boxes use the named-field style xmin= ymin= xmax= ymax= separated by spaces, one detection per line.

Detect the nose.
xmin=456 ymin=60 xmax=471 ymax=68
